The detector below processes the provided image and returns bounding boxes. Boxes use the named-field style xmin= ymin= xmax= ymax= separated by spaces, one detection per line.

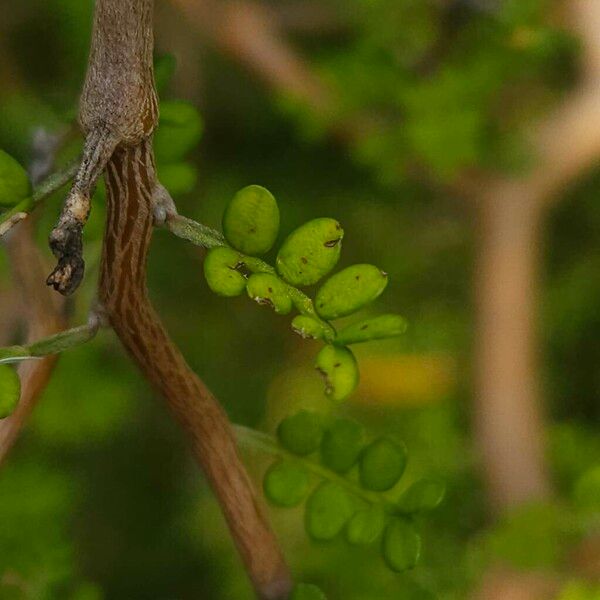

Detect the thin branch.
xmin=0 ymin=159 xmax=79 ymax=237
xmin=0 ymin=317 xmax=102 ymax=365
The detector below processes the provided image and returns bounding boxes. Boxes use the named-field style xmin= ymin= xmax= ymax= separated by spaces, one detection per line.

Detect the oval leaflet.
xmin=320 ymin=418 xmax=364 ymax=474
xmin=359 ymin=437 xmax=407 ymax=492
xmin=315 ymin=345 xmax=359 ymax=402
xmin=346 ymin=505 xmax=386 ymax=546
xmin=336 ymin=314 xmax=407 ymax=345
xmin=382 ymin=518 xmax=421 ymax=572
xmin=316 ymin=264 xmax=388 ymax=320
xmin=203 ymin=246 xmax=246 ymax=297
xmin=305 ymin=482 xmax=354 ymax=541
xmin=223 ymin=185 xmax=280 ymax=255
xmin=263 ymin=461 xmax=309 ymax=507
xmin=397 ymin=478 xmax=446 ymax=513
xmin=277 ymin=410 xmax=324 ymax=456
xmin=246 ymin=273 xmax=292 ymax=314
xmin=276 ymin=218 xmax=343 ymax=286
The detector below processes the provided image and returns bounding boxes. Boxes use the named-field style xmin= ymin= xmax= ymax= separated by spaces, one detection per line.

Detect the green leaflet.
xmin=158 ymin=162 xmax=197 ymax=197
xmin=246 ymin=273 xmax=292 ymax=314
xmin=382 ymin=518 xmax=421 ymax=572
xmin=203 ymin=246 xmax=246 ymax=297
xmin=359 ymin=437 xmax=407 ymax=492
xmin=315 ymin=264 xmax=388 ymax=320
xmin=336 ymin=314 xmax=407 ymax=345
xmin=154 ymin=100 xmax=203 ymax=162
xmin=290 ymin=583 xmax=327 ymax=600
xmin=223 ymin=185 xmax=280 ymax=255
xmin=277 ymin=410 xmax=324 ymax=456
xmin=397 ymin=478 xmax=446 ymax=514
xmin=320 ymin=418 xmax=364 ymax=474
xmin=315 ymin=345 xmax=359 ymax=402
xmin=291 ymin=315 xmax=330 ymax=341
xmin=0 ymin=149 xmax=31 ymax=208
xmin=0 ymin=365 xmax=20 ymax=419
xmin=305 ymin=482 xmax=355 ymax=541
xmin=263 ymin=461 xmax=310 ymax=507
xmin=276 ymin=218 xmax=343 ymax=286
xmin=346 ymin=505 xmax=386 ymax=546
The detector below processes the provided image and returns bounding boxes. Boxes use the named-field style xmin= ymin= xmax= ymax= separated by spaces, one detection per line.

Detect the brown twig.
xmin=45 ymin=1 xmax=292 ymax=596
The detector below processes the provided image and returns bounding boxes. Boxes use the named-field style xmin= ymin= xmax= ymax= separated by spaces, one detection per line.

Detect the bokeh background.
xmin=0 ymin=0 xmax=599 ymax=598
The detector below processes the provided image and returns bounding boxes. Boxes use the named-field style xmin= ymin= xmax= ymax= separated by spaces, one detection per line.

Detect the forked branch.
xmin=44 ymin=0 xmax=291 ymax=597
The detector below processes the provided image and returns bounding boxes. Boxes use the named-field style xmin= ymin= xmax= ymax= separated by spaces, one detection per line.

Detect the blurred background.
xmin=0 ymin=0 xmax=599 ymax=598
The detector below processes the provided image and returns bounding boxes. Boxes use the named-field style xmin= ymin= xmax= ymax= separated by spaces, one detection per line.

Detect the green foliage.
xmin=315 ymin=345 xmax=359 ymax=402
xmin=277 ymin=410 xmax=324 ymax=456
xmin=260 ymin=412 xmax=443 ymax=574
xmin=291 ymin=315 xmax=330 ymax=341
xmin=247 ymin=273 xmax=293 ymax=315
xmin=282 ymin=0 xmax=578 ymax=184
xmin=336 ymin=314 xmax=408 ymax=345
xmin=276 ymin=218 xmax=343 ymax=286
xmin=263 ymin=461 xmax=310 ymax=507
xmin=305 ymin=482 xmax=355 ymax=541
xmin=223 ymin=185 xmax=280 ymax=255
xmin=157 ymin=162 xmax=198 ymax=197
xmin=202 ymin=187 xmax=406 ymax=401
xmin=320 ymin=418 xmax=364 ymax=474
xmin=315 ymin=265 xmax=388 ymax=320
xmin=382 ymin=519 xmax=421 ymax=572
xmin=359 ymin=437 xmax=407 ymax=492
xmin=346 ymin=505 xmax=385 ymax=546
xmin=0 ymin=149 xmax=31 ymax=208
xmin=203 ymin=246 xmax=246 ymax=297
xmin=290 ymin=583 xmax=327 ymax=600
xmin=154 ymin=100 xmax=204 ymax=163
xmin=397 ymin=478 xmax=446 ymax=514
xmin=0 ymin=365 xmax=20 ymax=419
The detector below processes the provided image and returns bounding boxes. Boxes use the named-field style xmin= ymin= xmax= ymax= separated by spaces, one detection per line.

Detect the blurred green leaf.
xmin=359 ymin=437 xmax=407 ymax=492
xmin=277 ymin=410 xmax=324 ymax=456
xmin=305 ymin=482 xmax=355 ymax=541
xmin=320 ymin=418 xmax=364 ymax=474
xmin=346 ymin=505 xmax=385 ymax=546
xmin=263 ymin=461 xmax=309 ymax=507
xmin=154 ymin=100 xmax=203 ymax=163
xmin=382 ymin=518 xmax=421 ymax=572
xmin=0 ymin=149 xmax=31 ymax=208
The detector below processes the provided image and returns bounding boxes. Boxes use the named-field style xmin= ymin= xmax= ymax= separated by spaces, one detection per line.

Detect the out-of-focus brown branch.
xmin=169 ymin=0 xmax=335 ymax=114
xmin=0 ymin=132 xmax=67 ymax=465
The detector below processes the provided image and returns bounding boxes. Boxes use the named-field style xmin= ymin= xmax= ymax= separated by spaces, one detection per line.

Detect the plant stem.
xmin=0 ymin=159 xmax=78 ymax=237
xmin=0 ymin=316 xmax=102 ymax=365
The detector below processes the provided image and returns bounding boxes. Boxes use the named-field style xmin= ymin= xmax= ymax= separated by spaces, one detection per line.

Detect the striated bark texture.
xmin=46 ymin=1 xmax=291 ymax=597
